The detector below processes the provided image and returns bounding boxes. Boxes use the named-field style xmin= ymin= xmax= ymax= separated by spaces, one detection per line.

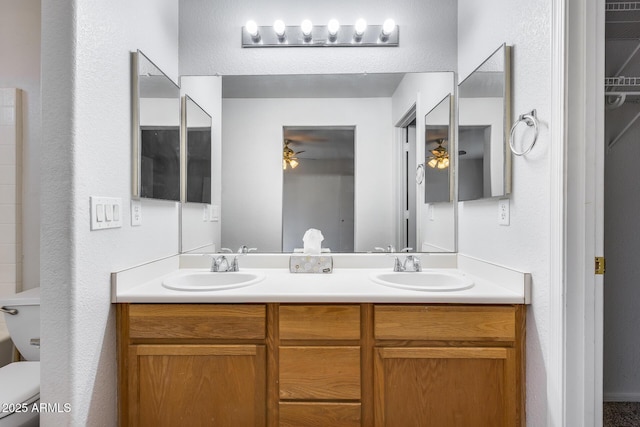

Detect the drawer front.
xmin=374 ymin=305 xmax=516 ymax=341
xmin=279 ymin=402 xmax=361 ymax=427
xmin=128 ymin=304 xmax=266 ymax=340
xmin=279 ymin=346 xmax=361 ymax=400
xmin=279 ymin=305 xmax=360 ymax=340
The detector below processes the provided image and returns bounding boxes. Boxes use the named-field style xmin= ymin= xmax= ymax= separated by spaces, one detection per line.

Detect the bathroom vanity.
xmin=114 ymin=254 xmax=529 ymax=426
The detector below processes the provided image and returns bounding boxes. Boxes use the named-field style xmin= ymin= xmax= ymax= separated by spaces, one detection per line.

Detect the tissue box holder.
xmin=289 ymin=255 xmax=333 ymax=274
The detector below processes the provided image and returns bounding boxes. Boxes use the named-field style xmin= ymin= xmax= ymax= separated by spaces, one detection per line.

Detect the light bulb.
xmin=382 ymin=18 xmax=396 ymax=36
xmin=290 ymin=159 xmax=299 ymax=169
xmin=301 ymin=19 xmax=313 ymax=36
xmin=328 ymin=19 xmax=340 ymax=36
xmin=273 ymin=20 xmax=286 ymax=37
xmin=354 ymin=19 xmax=367 ymax=36
xmin=428 ymin=158 xmax=438 ymax=168
xmin=245 ymin=20 xmax=259 ymax=38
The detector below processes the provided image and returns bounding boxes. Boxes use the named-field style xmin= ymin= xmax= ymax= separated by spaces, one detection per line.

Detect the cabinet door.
xmin=128 ymin=344 xmax=266 ymax=427
xmin=374 ymin=347 xmax=517 ymax=427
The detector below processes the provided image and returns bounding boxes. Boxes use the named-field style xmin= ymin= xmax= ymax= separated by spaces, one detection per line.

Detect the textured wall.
xmin=40 ymin=0 xmax=180 ymax=424
xmin=458 ymin=0 xmax=552 ymax=424
xmin=179 ymin=0 xmax=458 ymax=76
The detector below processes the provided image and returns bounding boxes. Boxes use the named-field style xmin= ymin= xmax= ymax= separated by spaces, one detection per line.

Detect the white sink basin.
xmin=370 ymin=270 xmax=474 ymax=292
xmin=162 ymin=271 xmax=266 ymax=292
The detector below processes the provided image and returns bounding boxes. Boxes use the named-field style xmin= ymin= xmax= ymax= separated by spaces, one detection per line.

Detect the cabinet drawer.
xmin=279 ymin=305 xmax=360 ymax=340
xmin=279 ymin=346 xmax=361 ymax=400
xmin=128 ymin=304 xmax=266 ymax=340
xmin=374 ymin=305 xmax=516 ymax=341
xmin=279 ymin=402 xmax=361 ymax=427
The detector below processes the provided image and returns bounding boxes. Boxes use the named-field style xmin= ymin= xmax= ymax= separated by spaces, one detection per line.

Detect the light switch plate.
xmin=90 ymin=196 xmax=122 ymax=230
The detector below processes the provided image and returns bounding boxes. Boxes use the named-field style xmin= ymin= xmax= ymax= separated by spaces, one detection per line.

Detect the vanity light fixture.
xmin=241 ymin=19 xmax=399 ymax=47
xmin=245 ymin=20 xmax=260 ymax=42
xmin=327 ymin=18 xmax=340 ymax=42
xmin=273 ymin=19 xmax=286 ymax=41
xmin=301 ymin=19 xmax=313 ymax=42
xmin=354 ymin=18 xmax=367 ymax=42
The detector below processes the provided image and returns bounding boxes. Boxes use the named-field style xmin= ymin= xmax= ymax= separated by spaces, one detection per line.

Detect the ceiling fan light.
xmin=290 ymin=159 xmax=299 ymax=169
xmin=428 ymin=158 xmax=438 ymax=168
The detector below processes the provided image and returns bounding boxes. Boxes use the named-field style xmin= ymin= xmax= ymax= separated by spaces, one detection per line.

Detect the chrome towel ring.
xmin=509 ymin=109 xmax=539 ymax=156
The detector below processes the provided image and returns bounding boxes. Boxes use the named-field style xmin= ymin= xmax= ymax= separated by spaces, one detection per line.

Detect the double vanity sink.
xmin=114 ymin=253 xmax=530 ymax=425
xmin=112 ymin=253 xmax=530 ymax=304
xmin=161 ymin=268 xmax=475 ymax=293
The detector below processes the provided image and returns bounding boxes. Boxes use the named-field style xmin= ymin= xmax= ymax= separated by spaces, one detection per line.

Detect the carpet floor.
xmin=604 ymin=402 xmax=640 ymax=427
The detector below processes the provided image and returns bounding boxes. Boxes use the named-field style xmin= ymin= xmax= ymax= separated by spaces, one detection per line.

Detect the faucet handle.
xmin=220 ymin=248 xmax=233 ymax=253
xmin=400 ymin=247 xmax=413 ymax=252
xmin=393 ymin=256 xmax=404 ymax=272
xmin=402 ymin=255 xmax=422 ymax=272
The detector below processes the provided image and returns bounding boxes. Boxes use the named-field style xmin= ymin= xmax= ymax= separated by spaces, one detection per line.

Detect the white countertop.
xmin=112 ymin=254 xmax=531 ymax=304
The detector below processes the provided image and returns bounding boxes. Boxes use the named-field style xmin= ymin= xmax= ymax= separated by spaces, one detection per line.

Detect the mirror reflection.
xmin=133 ymin=50 xmax=181 ymax=201
xmin=424 ymin=94 xmax=453 ymax=203
xmin=458 ymin=44 xmax=512 ymax=201
xmin=219 ymin=72 xmax=456 ymax=253
xmin=282 ymin=126 xmax=355 ymax=253
xmin=184 ymin=96 xmax=212 ymax=204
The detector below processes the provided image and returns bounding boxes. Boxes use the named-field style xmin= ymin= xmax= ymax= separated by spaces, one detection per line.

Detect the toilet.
xmin=0 ymin=288 xmax=40 ymax=427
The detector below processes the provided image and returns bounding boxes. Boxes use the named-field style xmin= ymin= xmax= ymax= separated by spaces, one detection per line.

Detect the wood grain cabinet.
xmin=373 ymin=305 xmax=526 ymax=427
xmin=118 ymin=303 xmax=525 ymax=426
xmin=118 ymin=304 xmax=267 ymax=427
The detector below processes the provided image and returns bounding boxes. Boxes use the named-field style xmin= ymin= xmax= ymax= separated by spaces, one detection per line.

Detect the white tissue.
xmin=302 ymin=228 xmax=324 ymax=255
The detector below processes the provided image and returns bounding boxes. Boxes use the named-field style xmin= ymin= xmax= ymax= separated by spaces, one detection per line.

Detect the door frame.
xmin=558 ymin=0 xmax=605 ymax=426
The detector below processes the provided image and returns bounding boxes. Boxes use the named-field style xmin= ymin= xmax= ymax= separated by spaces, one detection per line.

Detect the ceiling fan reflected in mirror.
xmin=427 ymin=139 xmax=450 ymax=169
xmin=283 ymin=139 xmax=305 ymax=170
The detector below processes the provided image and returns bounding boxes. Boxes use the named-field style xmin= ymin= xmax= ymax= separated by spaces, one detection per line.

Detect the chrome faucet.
xmin=393 ymin=255 xmax=422 ymax=272
xmin=210 ymin=255 xmax=239 ymax=272
xmin=375 ymin=245 xmax=397 ymax=253
xmin=237 ymin=245 xmax=258 ymax=254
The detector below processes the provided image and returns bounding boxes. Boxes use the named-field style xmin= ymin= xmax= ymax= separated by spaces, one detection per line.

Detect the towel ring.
xmin=509 ymin=109 xmax=539 ymax=156
xmin=416 ymin=164 xmax=425 ymax=184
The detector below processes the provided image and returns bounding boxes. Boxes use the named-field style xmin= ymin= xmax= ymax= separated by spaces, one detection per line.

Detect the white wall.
xmin=180 ymin=76 xmax=222 ymax=252
xmin=222 ymin=97 xmax=393 ymax=252
xmin=179 ymin=0 xmax=457 ymax=76
xmin=41 ymin=0 xmax=180 ymax=424
xmin=458 ymin=0 xmax=552 ymax=425
xmin=0 ymin=0 xmax=40 ymax=291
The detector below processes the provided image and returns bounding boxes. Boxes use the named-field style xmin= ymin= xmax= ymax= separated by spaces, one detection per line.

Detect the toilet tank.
xmin=0 ymin=288 xmax=40 ymax=361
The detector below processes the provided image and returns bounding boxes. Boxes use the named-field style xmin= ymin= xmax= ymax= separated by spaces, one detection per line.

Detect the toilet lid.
xmin=0 ymin=361 xmax=40 ymax=419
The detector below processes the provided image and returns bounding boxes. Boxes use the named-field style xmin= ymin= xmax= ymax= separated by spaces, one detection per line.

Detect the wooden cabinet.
xmin=276 ymin=305 xmax=363 ymax=426
xmin=372 ymin=305 xmax=525 ymax=427
xmin=118 ymin=303 xmax=524 ymax=426
xmin=118 ymin=304 xmax=267 ymax=427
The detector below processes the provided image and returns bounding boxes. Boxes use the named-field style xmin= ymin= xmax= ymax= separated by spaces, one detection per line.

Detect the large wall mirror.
xmin=458 ymin=44 xmax=512 ymax=201
xmin=217 ymin=72 xmax=456 ymax=253
xmin=132 ymin=50 xmax=181 ymax=201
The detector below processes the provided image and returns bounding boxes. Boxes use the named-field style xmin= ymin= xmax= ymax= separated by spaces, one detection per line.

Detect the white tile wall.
xmin=0 ymin=88 xmax=21 ymax=298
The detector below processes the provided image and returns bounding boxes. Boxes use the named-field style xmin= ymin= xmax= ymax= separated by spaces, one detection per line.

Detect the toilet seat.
xmin=0 ymin=361 xmax=40 ymax=419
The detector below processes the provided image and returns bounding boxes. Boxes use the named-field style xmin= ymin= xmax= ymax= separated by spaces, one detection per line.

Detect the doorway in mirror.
xmin=282 ymin=126 xmax=355 ymax=253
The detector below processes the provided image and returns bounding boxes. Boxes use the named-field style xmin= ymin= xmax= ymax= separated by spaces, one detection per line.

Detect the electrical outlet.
xmin=498 ymin=198 xmax=510 ymax=225
xmin=131 ymin=200 xmax=142 ymax=226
